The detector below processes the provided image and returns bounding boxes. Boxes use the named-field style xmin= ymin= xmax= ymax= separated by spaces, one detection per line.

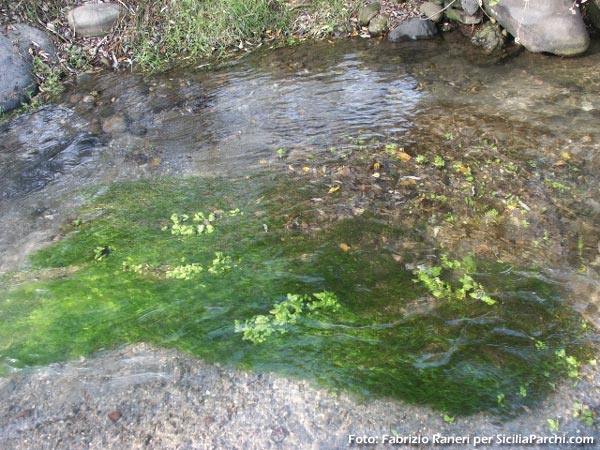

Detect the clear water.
xmin=0 ymin=34 xmax=598 ymax=416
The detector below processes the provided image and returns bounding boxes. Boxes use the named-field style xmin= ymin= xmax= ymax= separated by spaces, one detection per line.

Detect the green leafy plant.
xmin=413 ymin=255 xmax=496 ymax=305
xmin=547 ymin=418 xmax=560 ymax=432
xmin=573 ymin=403 xmax=596 ymax=427
xmin=433 ymin=155 xmax=446 ymax=168
xmin=234 ymin=291 xmax=341 ymax=344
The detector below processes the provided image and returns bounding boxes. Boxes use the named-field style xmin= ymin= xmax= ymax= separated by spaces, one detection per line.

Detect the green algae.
xmin=0 ymin=175 xmax=594 ymax=416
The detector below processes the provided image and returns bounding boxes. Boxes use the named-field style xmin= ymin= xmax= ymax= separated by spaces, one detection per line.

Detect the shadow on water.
xmin=0 ymin=34 xmax=599 ymax=416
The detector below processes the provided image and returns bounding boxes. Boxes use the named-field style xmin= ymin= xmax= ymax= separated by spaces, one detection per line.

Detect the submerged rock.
xmin=67 ymin=3 xmax=123 ymax=37
xmin=388 ymin=18 xmax=438 ymax=42
xmin=483 ymin=0 xmax=589 ymax=56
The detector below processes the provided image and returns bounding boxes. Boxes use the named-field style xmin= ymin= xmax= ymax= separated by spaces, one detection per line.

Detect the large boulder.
xmin=388 ymin=18 xmax=438 ymax=42
xmin=4 ymin=23 xmax=57 ymax=62
xmin=482 ymin=0 xmax=589 ymax=56
xmin=0 ymin=24 xmax=58 ymax=114
xmin=67 ymin=3 xmax=123 ymax=37
xmin=0 ymin=36 xmax=34 ymax=113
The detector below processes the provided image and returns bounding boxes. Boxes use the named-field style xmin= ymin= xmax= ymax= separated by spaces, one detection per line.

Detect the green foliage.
xmin=547 ymin=418 xmax=560 ymax=432
xmin=573 ymin=403 xmax=597 ymax=427
xmin=413 ymin=255 xmax=496 ymax=305
xmin=234 ymin=291 xmax=341 ymax=344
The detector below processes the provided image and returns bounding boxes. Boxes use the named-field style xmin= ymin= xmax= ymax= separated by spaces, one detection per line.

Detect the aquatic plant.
xmin=234 ymin=291 xmax=341 ymax=344
xmin=413 ymin=255 xmax=496 ymax=305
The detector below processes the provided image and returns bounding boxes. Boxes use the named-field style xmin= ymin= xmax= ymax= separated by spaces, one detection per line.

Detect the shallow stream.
xmin=0 ymin=34 xmax=599 ymax=416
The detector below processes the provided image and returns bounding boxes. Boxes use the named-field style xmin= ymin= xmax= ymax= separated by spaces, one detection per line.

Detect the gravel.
xmin=1 ymin=343 xmax=598 ymax=449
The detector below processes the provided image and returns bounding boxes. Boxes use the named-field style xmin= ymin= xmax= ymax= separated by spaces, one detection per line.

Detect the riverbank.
xmin=1 ymin=343 xmax=598 ymax=449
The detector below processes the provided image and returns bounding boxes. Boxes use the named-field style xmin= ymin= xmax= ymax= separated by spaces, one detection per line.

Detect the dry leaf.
xmin=328 ymin=185 xmax=340 ymax=194
xmin=339 ymin=243 xmax=351 ymax=252
xmin=397 ymin=152 xmax=411 ymax=162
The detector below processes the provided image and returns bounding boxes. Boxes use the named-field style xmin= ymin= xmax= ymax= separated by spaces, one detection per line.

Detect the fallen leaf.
xmin=399 ymin=179 xmax=417 ymax=186
xmin=561 ymin=151 xmax=571 ymax=160
xmin=397 ymin=152 xmax=411 ymax=162
xmin=372 ymin=172 xmax=381 ymax=178
xmin=302 ymin=166 xmax=311 ymax=173
xmin=328 ymin=185 xmax=340 ymax=194
xmin=373 ymin=162 xmax=381 ymax=171
xmin=339 ymin=243 xmax=351 ymax=252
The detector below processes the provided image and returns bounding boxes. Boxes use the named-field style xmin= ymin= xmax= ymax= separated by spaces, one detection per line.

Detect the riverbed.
xmin=0 ymin=33 xmax=599 ymax=448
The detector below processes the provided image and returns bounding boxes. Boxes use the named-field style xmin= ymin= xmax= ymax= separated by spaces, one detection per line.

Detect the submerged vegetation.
xmin=0 ymin=173 xmax=594 ymax=416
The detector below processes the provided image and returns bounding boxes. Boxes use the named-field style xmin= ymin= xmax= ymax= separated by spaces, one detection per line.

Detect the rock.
xmin=461 ymin=0 xmax=481 ymax=15
xmin=482 ymin=0 xmax=589 ymax=56
xmin=420 ymin=2 xmax=444 ymax=22
xmin=0 ymin=34 xmax=36 ymax=113
xmin=101 ymin=115 xmax=127 ymax=134
xmin=3 ymin=23 xmax=57 ymax=63
xmin=358 ymin=2 xmax=382 ymax=26
xmin=388 ymin=18 xmax=438 ymax=42
xmin=444 ymin=7 xmax=482 ymax=24
xmin=589 ymin=0 xmax=600 ymax=31
xmin=67 ymin=3 xmax=123 ymax=37
xmin=368 ymin=14 xmax=388 ymax=36
xmin=471 ymin=22 xmax=505 ymax=53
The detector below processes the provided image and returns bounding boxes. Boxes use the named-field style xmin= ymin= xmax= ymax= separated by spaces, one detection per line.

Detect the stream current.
xmin=0 ymin=34 xmax=599 ymax=416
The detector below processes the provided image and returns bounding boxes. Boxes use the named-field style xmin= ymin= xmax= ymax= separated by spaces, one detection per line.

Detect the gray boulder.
xmin=0 ymin=34 xmax=36 ymax=113
xmin=388 ymin=18 xmax=438 ymax=42
xmin=4 ymin=23 xmax=57 ymax=62
xmin=0 ymin=24 xmax=57 ymax=113
xmin=482 ymin=0 xmax=589 ymax=56
xmin=67 ymin=3 xmax=123 ymax=37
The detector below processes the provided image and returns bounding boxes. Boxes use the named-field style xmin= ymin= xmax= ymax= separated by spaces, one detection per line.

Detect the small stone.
xmin=368 ymin=14 xmax=388 ymax=36
xmin=358 ymin=2 xmax=382 ymax=26
xmin=420 ymin=2 xmax=444 ymax=22
xmin=67 ymin=3 xmax=123 ymax=37
xmin=102 ymin=115 xmax=127 ymax=134
xmin=107 ymin=410 xmax=122 ymax=422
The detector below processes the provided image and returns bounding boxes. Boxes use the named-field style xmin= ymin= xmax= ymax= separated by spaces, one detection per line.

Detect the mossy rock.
xmin=358 ymin=2 xmax=382 ymax=26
